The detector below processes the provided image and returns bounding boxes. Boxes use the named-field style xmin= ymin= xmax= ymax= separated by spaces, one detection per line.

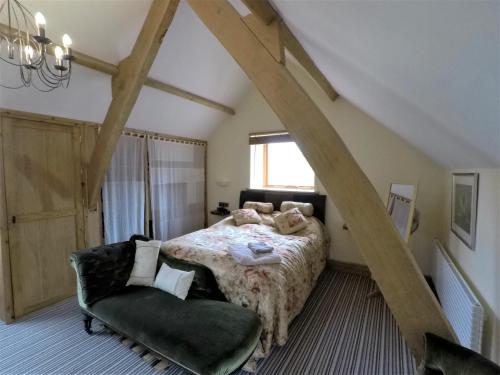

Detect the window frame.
xmin=261 ymin=143 xmax=315 ymax=191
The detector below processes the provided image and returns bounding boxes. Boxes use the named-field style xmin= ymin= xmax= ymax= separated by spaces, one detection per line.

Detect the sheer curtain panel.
xmin=148 ymin=139 xmax=205 ymax=241
xmin=102 ymin=135 xmax=146 ymax=243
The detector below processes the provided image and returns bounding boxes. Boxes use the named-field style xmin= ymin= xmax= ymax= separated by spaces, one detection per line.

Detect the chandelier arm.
xmin=0 ymin=54 xmax=24 ymax=66
xmin=19 ymin=64 xmax=31 ymax=86
xmin=41 ymin=55 xmax=68 ymax=82
xmin=38 ymin=63 xmax=61 ymax=87
xmin=0 ymin=82 xmax=24 ymax=89
xmin=64 ymin=63 xmax=72 ymax=88
xmin=32 ymin=75 xmax=59 ymax=92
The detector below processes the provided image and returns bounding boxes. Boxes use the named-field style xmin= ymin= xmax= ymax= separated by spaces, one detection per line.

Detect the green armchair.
xmin=419 ymin=333 xmax=500 ymax=375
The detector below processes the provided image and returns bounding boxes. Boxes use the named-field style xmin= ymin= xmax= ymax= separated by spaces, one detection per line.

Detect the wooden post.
xmin=86 ymin=0 xmax=180 ymax=208
xmin=187 ymin=0 xmax=456 ymax=361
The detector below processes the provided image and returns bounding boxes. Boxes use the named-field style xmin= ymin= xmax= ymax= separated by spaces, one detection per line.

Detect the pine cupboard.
xmin=0 ymin=110 xmax=103 ymax=322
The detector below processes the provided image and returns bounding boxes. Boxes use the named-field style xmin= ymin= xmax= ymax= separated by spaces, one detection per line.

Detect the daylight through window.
xmin=250 ymin=132 xmax=315 ymax=191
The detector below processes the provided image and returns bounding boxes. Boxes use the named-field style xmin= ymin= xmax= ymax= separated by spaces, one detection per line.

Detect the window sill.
xmin=251 ymin=186 xmax=316 ymax=193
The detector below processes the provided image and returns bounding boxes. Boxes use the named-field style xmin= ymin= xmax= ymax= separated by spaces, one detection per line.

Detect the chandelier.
xmin=0 ymin=0 xmax=73 ymax=91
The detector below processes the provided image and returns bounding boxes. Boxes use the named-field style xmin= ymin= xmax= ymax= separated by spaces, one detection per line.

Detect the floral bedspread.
xmin=160 ymin=213 xmax=330 ymax=361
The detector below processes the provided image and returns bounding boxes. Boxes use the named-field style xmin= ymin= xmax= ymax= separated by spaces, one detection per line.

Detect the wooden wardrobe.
xmin=0 ymin=110 xmax=103 ymax=322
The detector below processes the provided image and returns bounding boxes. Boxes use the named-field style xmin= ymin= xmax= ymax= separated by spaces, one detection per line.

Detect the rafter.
xmin=280 ymin=23 xmax=339 ymax=101
xmin=242 ymin=14 xmax=284 ymax=63
xmin=0 ymin=23 xmax=235 ymax=115
xmin=87 ymin=0 xmax=180 ymax=208
xmin=242 ymin=0 xmax=339 ymax=100
xmin=187 ymin=0 xmax=456 ymax=361
xmin=144 ymin=77 xmax=235 ymax=115
xmin=242 ymin=0 xmax=277 ymax=25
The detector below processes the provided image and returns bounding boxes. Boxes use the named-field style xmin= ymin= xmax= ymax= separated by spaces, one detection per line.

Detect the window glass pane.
xmin=250 ymin=144 xmax=264 ymax=189
xmin=267 ymin=143 xmax=314 ymax=188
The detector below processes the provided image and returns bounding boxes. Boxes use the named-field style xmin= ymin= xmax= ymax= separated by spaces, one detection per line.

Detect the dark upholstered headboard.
xmin=239 ymin=189 xmax=327 ymax=223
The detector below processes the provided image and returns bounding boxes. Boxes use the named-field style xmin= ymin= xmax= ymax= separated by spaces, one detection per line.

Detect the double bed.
xmin=161 ymin=190 xmax=330 ymax=367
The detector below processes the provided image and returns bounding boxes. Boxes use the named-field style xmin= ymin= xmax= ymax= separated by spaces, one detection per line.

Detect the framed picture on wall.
xmin=451 ymin=173 xmax=479 ymax=250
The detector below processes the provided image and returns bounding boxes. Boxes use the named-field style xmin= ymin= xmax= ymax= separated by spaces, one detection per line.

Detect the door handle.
xmin=12 ymin=216 xmax=16 ymax=224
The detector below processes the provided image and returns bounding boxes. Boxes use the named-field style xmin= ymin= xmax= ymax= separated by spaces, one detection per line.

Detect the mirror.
xmin=387 ymin=183 xmax=418 ymax=243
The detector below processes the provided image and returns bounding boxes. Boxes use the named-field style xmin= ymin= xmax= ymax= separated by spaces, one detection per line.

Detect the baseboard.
xmin=326 ymin=259 xmax=371 ymax=277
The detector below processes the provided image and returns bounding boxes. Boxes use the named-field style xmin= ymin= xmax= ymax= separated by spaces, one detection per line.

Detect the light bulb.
xmin=54 ymin=46 xmax=63 ymax=65
xmin=35 ymin=12 xmax=46 ymax=26
xmin=62 ymin=34 xmax=72 ymax=48
xmin=34 ymin=12 xmax=46 ymax=38
xmin=62 ymin=34 xmax=72 ymax=55
xmin=24 ymin=45 xmax=34 ymax=64
xmin=54 ymin=46 xmax=63 ymax=59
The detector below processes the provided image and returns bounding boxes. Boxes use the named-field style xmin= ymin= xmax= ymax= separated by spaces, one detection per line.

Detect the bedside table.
xmin=209 ymin=210 xmax=230 ymax=226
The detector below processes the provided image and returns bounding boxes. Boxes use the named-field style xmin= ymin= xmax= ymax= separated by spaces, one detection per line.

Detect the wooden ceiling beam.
xmin=87 ymin=0 xmax=180 ymax=208
xmin=281 ymin=23 xmax=339 ymax=101
xmin=242 ymin=14 xmax=284 ymax=64
xmin=0 ymin=23 xmax=235 ymax=115
xmin=187 ymin=0 xmax=457 ymax=361
xmin=241 ymin=0 xmax=338 ymax=100
xmin=144 ymin=77 xmax=235 ymax=115
xmin=242 ymin=0 xmax=277 ymax=25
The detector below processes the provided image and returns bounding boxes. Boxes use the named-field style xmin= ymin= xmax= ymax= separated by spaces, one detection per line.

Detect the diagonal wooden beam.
xmin=242 ymin=0 xmax=338 ymax=100
xmin=242 ymin=0 xmax=277 ymax=25
xmin=280 ymin=23 xmax=339 ymax=101
xmin=0 ymin=23 xmax=235 ymax=115
xmin=187 ymin=0 xmax=456 ymax=361
xmin=242 ymin=14 xmax=284 ymax=64
xmin=87 ymin=0 xmax=180 ymax=208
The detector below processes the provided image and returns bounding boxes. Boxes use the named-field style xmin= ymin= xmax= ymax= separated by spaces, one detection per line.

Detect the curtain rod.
xmin=122 ymin=129 xmax=207 ymax=146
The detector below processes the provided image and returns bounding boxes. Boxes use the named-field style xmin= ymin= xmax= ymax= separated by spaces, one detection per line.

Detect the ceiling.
xmin=272 ymin=0 xmax=500 ymax=168
xmin=0 ymin=0 xmax=250 ymax=140
xmin=1 ymin=0 xmax=498 ymax=168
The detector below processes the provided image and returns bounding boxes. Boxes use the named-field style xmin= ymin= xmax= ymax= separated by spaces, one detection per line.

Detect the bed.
xmin=160 ymin=189 xmax=329 ymax=367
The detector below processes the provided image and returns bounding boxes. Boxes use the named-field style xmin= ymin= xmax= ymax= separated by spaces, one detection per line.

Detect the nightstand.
xmin=209 ymin=209 xmax=230 ymax=226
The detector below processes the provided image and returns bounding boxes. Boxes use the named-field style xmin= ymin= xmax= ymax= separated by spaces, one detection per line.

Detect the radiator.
xmin=431 ymin=239 xmax=484 ymax=353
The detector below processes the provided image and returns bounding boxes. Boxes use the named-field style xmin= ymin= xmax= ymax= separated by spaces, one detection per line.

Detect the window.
xmin=250 ymin=132 xmax=315 ymax=191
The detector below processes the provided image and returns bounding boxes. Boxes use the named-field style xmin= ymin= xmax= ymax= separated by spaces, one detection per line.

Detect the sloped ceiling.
xmin=0 ymin=0 xmax=250 ymax=140
xmin=0 ymin=0 xmax=498 ymax=168
xmin=271 ymin=0 xmax=500 ymax=168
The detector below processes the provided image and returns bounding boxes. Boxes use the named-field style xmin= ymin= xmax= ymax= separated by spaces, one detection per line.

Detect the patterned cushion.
xmin=231 ymin=208 xmax=262 ymax=226
xmin=275 ymin=208 xmax=308 ymax=234
xmin=243 ymin=201 xmax=274 ymax=214
xmin=259 ymin=213 xmax=277 ymax=227
xmin=280 ymin=201 xmax=314 ymax=216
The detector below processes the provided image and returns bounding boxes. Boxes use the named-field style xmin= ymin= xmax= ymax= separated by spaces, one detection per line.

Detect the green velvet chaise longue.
xmin=70 ymin=235 xmax=262 ymax=375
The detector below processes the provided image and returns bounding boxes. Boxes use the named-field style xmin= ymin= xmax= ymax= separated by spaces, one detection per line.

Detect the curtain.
xmin=102 ymin=135 xmax=146 ymax=244
xmin=148 ymin=139 xmax=205 ymax=241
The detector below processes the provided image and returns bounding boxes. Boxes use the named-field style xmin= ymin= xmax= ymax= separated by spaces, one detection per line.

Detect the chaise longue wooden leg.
xmin=83 ymin=314 xmax=93 ymax=335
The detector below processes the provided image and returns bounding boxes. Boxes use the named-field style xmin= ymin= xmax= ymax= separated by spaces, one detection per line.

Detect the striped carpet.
xmin=0 ymin=270 xmax=416 ymax=375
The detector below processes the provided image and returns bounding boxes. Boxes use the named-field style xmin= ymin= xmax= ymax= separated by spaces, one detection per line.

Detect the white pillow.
xmin=126 ymin=240 xmax=161 ymax=287
xmin=280 ymin=201 xmax=314 ymax=216
xmin=243 ymin=201 xmax=274 ymax=214
xmin=153 ymin=263 xmax=195 ymax=300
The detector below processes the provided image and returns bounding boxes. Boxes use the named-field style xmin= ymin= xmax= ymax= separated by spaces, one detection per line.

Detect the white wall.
xmin=442 ymin=168 xmax=500 ymax=362
xmin=207 ymin=60 xmax=448 ymax=275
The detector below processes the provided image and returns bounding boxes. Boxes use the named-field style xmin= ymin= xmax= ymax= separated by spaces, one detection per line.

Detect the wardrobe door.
xmin=2 ymin=117 xmax=84 ymax=318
